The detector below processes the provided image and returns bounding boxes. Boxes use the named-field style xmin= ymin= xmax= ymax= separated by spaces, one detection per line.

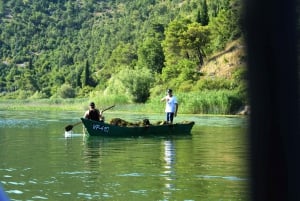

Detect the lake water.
xmin=0 ymin=110 xmax=249 ymax=201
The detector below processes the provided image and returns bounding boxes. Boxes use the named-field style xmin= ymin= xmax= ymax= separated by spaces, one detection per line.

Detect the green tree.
xmin=106 ymin=67 xmax=154 ymax=103
xmin=209 ymin=6 xmax=241 ymax=50
xmin=0 ymin=0 xmax=4 ymax=16
xmin=180 ymin=22 xmax=210 ymax=66
xmin=196 ymin=10 xmax=201 ymax=24
xmin=199 ymin=0 xmax=209 ymax=26
xmin=59 ymin=83 xmax=76 ymax=98
xmin=137 ymin=37 xmax=164 ymax=73
xmin=5 ymin=66 xmax=22 ymax=92
xmin=81 ymin=60 xmax=96 ymax=87
xmin=161 ymin=59 xmax=198 ymax=88
xmin=18 ymin=68 xmax=39 ymax=92
xmin=104 ymin=42 xmax=137 ymax=71
xmin=162 ymin=18 xmax=191 ymax=66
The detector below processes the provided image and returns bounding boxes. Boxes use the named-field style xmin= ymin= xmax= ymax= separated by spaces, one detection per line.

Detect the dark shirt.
xmin=88 ymin=109 xmax=100 ymax=121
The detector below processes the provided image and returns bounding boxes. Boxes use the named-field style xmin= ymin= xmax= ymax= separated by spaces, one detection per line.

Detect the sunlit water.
xmin=0 ymin=110 xmax=249 ymax=201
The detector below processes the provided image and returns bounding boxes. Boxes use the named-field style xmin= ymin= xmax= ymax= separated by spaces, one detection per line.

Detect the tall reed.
xmin=177 ymin=90 xmax=243 ymax=114
xmin=147 ymin=90 xmax=243 ymax=114
xmin=0 ymin=90 xmax=244 ymax=114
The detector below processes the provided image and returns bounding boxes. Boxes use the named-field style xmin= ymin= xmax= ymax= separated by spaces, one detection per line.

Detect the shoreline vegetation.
xmin=0 ymin=90 xmax=246 ymax=115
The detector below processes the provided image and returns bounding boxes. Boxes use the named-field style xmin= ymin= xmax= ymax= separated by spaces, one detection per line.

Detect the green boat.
xmin=80 ymin=118 xmax=195 ymax=137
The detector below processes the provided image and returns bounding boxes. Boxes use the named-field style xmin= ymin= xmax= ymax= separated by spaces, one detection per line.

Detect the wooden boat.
xmin=80 ymin=118 xmax=195 ymax=137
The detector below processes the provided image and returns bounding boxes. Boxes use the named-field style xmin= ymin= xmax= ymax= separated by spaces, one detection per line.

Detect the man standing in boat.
xmin=161 ymin=89 xmax=178 ymax=124
xmin=84 ymin=102 xmax=104 ymax=122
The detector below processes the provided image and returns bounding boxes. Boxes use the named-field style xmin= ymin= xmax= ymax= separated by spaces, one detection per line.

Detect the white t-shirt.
xmin=164 ymin=95 xmax=177 ymax=113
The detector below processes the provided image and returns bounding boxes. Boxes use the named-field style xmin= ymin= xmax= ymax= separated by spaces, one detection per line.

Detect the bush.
xmin=194 ymin=78 xmax=233 ymax=90
xmin=29 ymin=91 xmax=48 ymax=99
xmin=17 ymin=90 xmax=33 ymax=99
xmin=58 ymin=84 xmax=76 ymax=98
xmin=106 ymin=67 xmax=155 ymax=103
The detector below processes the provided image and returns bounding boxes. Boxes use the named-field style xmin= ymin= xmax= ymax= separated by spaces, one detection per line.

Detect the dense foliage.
xmin=0 ymin=0 xmax=243 ymax=106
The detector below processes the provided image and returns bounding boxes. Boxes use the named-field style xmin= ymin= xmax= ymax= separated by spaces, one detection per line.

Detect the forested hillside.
xmin=0 ymin=0 xmax=245 ymax=107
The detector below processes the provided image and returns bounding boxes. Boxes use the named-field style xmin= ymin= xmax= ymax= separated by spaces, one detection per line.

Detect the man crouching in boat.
xmin=84 ymin=102 xmax=104 ymax=122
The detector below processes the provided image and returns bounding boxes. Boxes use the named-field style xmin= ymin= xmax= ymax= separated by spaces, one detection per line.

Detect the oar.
xmin=65 ymin=121 xmax=81 ymax=132
xmin=64 ymin=105 xmax=115 ymax=131
xmin=102 ymin=105 xmax=115 ymax=112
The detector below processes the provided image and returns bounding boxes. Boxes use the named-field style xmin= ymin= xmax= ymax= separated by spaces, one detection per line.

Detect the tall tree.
xmin=137 ymin=37 xmax=165 ymax=73
xmin=209 ymin=8 xmax=241 ymax=50
xmin=162 ymin=18 xmax=191 ymax=67
xmin=104 ymin=42 xmax=137 ymax=72
xmin=199 ymin=0 xmax=209 ymax=26
xmin=0 ymin=0 xmax=4 ymax=16
xmin=180 ymin=22 xmax=210 ymax=66
xmin=81 ymin=60 xmax=91 ymax=88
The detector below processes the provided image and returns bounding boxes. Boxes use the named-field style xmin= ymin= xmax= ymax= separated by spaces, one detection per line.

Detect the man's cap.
xmin=90 ymin=102 xmax=95 ymax=107
xmin=167 ymin=89 xmax=172 ymax=93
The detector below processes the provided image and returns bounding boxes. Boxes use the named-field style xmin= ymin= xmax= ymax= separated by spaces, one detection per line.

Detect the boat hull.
xmin=80 ymin=118 xmax=194 ymax=137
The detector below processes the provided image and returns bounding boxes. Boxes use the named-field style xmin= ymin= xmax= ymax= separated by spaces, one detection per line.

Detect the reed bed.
xmin=0 ymin=90 xmax=244 ymax=114
xmin=0 ymin=98 xmax=88 ymax=111
xmin=147 ymin=89 xmax=243 ymax=114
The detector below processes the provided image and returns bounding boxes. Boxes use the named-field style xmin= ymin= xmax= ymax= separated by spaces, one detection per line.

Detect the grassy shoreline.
xmin=0 ymin=98 xmax=244 ymax=116
xmin=0 ymin=99 xmax=160 ymax=112
xmin=0 ymin=99 xmax=88 ymax=111
xmin=0 ymin=99 xmax=169 ymax=114
xmin=0 ymin=89 xmax=246 ymax=115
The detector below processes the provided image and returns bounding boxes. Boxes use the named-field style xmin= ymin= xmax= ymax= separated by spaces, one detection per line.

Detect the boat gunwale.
xmin=80 ymin=118 xmax=195 ymax=137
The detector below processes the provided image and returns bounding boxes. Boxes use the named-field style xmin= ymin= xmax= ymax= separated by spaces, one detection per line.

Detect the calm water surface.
xmin=0 ymin=111 xmax=249 ymax=201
